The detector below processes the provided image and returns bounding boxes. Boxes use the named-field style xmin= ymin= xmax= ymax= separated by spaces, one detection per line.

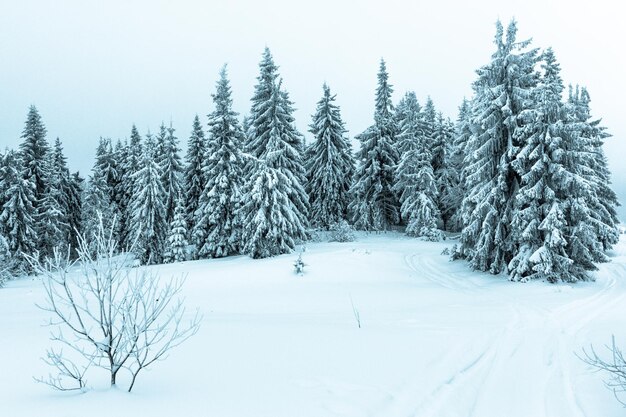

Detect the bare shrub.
xmin=28 ymin=222 xmax=201 ymax=392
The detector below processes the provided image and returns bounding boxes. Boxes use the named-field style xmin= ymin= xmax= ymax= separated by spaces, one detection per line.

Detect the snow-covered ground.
xmin=2 ymin=233 xmax=626 ymax=416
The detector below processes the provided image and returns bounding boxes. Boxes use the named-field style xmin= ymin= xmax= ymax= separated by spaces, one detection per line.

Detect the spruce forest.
xmin=0 ymin=20 xmax=619 ymax=284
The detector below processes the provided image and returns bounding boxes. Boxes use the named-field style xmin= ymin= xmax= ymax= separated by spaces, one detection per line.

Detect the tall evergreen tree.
xmin=38 ymin=140 xmax=70 ymax=258
xmin=394 ymin=92 xmax=424 ymax=157
xmin=459 ymin=20 xmax=539 ymax=274
xmin=194 ymin=66 xmax=245 ymax=258
xmin=112 ymin=139 xmax=128 ymax=244
xmin=67 ymin=171 xmax=84 ymax=256
xmin=240 ymin=160 xmax=300 ymax=259
xmin=306 ymin=83 xmax=355 ymax=229
xmin=508 ymin=49 xmax=585 ymax=282
xmin=165 ymin=199 xmax=188 ymax=263
xmin=82 ymin=159 xmax=116 ymax=252
xmin=393 ymin=95 xmax=442 ymax=240
xmin=445 ymin=98 xmax=472 ymax=232
xmin=0 ymin=150 xmax=37 ymax=270
xmin=128 ymin=137 xmax=167 ymax=265
xmin=184 ymin=115 xmax=206 ymax=233
xmin=158 ymin=123 xmax=184 ymax=225
xmin=244 ymin=48 xmax=309 ymax=244
xmin=19 ymin=106 xmax=49 ymax=204
xmin=121 ymin=125 xmax=142 ymax=248
xmin=246 ymin=47 xmax=280 ymax=158
xmin=349 ymin=59 xmax=400 ymax=230
xmin=433 ymin=113 xmax=457 ymax=230
xmin=567 ymin=86 xmax=620 ymax=254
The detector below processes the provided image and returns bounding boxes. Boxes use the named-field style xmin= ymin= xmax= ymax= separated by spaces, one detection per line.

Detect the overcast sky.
xmin=1 ymin=0 xmax=624 ymax=216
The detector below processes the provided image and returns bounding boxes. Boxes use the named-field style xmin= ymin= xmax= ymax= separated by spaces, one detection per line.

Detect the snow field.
xmin=1 ymin=232 xmax=625 ymax=416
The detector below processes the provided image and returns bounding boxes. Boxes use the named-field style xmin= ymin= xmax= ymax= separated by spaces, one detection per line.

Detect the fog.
xmin=1 ymin=0 xmax=624 ymax=217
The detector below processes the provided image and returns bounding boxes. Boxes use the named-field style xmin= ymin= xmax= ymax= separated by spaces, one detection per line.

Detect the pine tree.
xmin=67 ymin=171 xmax=84 ymax=256
xmin=240 ymin=161 xmax=299 ymax=258
xmin=422 ymin=97 xmax=437 ymax=150
xmin=459 ymin=20 xmax=539 ymax=274
xmin=184 ymin=116 xmax=206 ymax=233
xmin=121 ymin=125 xmax=142 ymax=248
xmin=113 ymin=139 xmax=128 ymax=244
xmin=445 ymin=98 xmax=472 ymax=232
xmin=19 ymin=106 xmax=49 ymax=204
xmin=93 ymin=137 xmax=122 ymax=242
xmin=82 ymin=163 xmax=116 ymax=253
xmin=349 ymin=59 xmax=400 ymax=230
xmin=19 ymin=106 xmax=51 ymax=255
xmin=0 ymin=150 xmax=37 ymax=271
xmin=38 ymin=142 xmax=70 ymax=258
xmin=567 ymin=86 xmax=620 ymax=255
xmin=244 ymin=48 xmax=309 ymax=243
xmin=433 ymin=113 xmax=457 ymax=230
xmin=393 ymin=96 xmax=441 ymax=240
xmin=164 ymin=199 xmax=188 ymax=263
xmin=158 ymin=123 xmax=184 ymax=225
xmin=246 ymin=47 xmax=280 ymax=159
xmin=394 ymin=91 xmax=424 ymax=157
xmin=194 ymin=66 xmax=245 ymax=258
xmin=508 ymin=48 xmax=582 ymax=282
xmin=128 ymin=137 xmax=167 ymax=265
xmin=306 ymin=83 xmax=355 ymax=229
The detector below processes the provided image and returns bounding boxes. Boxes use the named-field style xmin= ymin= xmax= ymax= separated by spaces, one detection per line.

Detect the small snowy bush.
xmin=329 ymin=220 xmax=356 ymax=243
xmin=294 ymin=251 xmax=306 ymax=275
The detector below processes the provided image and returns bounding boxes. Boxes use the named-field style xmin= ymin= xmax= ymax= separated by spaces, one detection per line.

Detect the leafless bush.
xmin=580 ymin=335 xmax=626 ymax=405
xmin=28 ymin=222 xmax=201 ymax=393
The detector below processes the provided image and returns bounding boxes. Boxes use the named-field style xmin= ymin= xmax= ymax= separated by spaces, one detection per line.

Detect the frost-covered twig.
xmin=579 ymin=335 xmax=626 ymax=405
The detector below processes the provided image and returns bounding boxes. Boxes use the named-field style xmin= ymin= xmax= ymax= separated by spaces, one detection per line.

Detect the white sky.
xmin=1 ymin=0 xmax=624 ymax=215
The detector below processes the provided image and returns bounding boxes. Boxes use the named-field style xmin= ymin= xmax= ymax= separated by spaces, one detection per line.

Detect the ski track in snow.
xmin=395 ymin=245 xmax=626 ymax=417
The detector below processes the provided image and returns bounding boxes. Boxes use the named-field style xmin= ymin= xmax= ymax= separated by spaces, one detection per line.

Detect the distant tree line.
xmin=0 ymin=19 xmax=619 ymax=282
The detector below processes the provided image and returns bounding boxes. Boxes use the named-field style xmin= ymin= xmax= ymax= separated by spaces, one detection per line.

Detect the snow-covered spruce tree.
xmin=19 ymin=106 xmax=51 ymax=254
xmin=82 ymin=167 xmax=116 ymax=254
xmin=112 ymin=139 xmax=128 ymax=245
xmin=184 ymin=115 xmax=206 ymax=233
xmin=434 ymin=114 xmax=458 ymax=230
xmin=444 ymin=98 xmax=472 ymax=232
xmin=393 ymin=100 xmax=442 ymax=241
xmin=349 ymin=59 xmax=400 ymax=231
xmin=459 ymin=20 xmax=539 ymax=274
xmin=240 ymin=159 xmax=300 ymax=258
xmin=158 ymin=123 xmax=184 ymax=225
xmin=422 ymin=97 xmax=437 ymax=150
xmin=128 ymin=136 xmax=167 ymax=265
xmin=94 ymin=137 xmax=119 ymax=202
xmin=567 ymin=86 xmax=620 ymax=255
xmin=164 ymin=199 xmax=188 ymax=263
xmin=38 ymin=148 xmax=69 ymax=259
xmin=67 ymin=171 xmax=84 ymax=256
xmin=394 ymin=91 xmax=424 ymax=157
xmin=121 ymin=126 xmax=142 ymax=249
xmin=306 ymin=83 xmax=355 ymax=229
xmin=193 ymin=65 xmax=245 ymax=258
xmin=0 ymin=150 xmax=37 ymax=271
xmin=508 ymin=48 xmax=587 ymax=282
xmin=245 ymin=48 xmax=309 ymax=242
xmin=0 ymin=233 xmax=12 ymax=285
xmin=246 ymin=47 xmax=280 ymax=159
xmin=50 ymin=138 xmax=75 ymax=244
xmin=19 ymin=105 xmax=49 ymax=206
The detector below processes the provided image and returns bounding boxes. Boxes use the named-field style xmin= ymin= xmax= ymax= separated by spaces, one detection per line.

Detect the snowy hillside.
xmin=1 ymin=232 xmax=625 ymax=416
